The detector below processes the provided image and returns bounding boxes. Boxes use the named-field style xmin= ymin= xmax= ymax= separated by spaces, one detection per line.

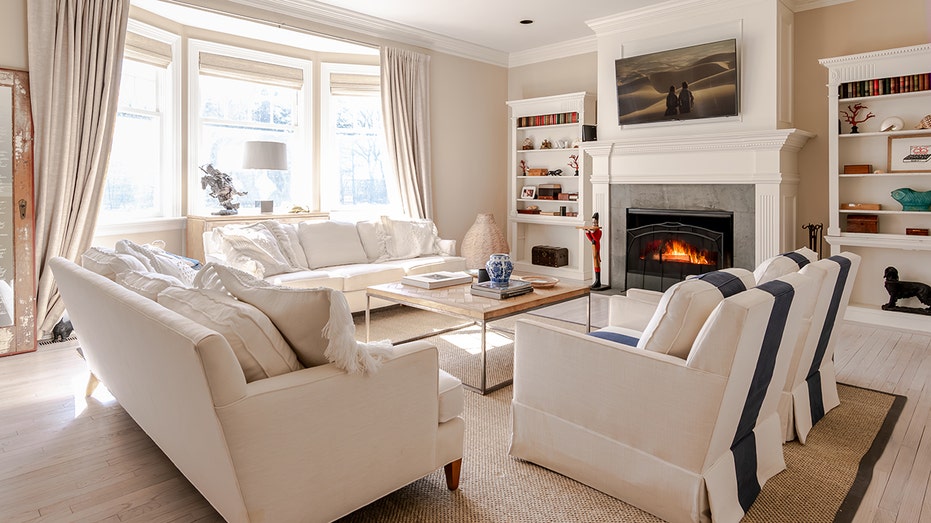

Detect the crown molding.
xmin=818 ymin=43 xmax=931 ymax=67
xmin=202 ymin=0 xmax=510 ymax=66
xmin=780 ymin=0 xmax=854 ymax=12
xmin=508 ymin=35 xmax=597 ymax=68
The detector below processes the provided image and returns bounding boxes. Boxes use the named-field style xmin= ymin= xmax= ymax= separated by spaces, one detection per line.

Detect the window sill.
xmin=94 ymin=216 xmax=187 ymax=237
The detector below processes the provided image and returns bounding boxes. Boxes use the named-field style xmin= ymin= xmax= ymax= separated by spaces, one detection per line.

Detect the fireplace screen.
xmin=626 ymin=209 xmax=733 ymax=291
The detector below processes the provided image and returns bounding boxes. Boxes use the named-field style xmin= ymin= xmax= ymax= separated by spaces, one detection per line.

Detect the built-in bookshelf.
xmin=820 ymin=43 xmax=931 ymax=330
xmin=506 ymin=92 xmax=596 ymax=281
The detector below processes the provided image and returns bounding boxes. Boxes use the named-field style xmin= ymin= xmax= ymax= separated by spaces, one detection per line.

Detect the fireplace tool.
xmin=802 ymin=223 xmax=824 ymax=259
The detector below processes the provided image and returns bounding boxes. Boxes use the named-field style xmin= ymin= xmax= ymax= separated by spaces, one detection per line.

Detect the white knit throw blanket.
xmin=322 ymin=289 xmax=393 ymax=374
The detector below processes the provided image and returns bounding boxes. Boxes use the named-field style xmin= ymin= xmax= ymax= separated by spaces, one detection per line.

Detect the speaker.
xmin=582 ymin=125 xmax=597 ymax=142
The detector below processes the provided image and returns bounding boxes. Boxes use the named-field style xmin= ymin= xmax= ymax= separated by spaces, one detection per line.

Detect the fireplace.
xmin=625 ymin=208 xmax=734 ymax=291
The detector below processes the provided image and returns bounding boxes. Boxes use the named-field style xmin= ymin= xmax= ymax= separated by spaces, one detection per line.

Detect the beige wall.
xmin=507 ymin=53 xmax=597 ymax=101
xmin=431 ymin=53 xmax=508 ymax=244
xmin=0 ymin=0 xmax=27 ymax=70
xmin=794 ymin=0 xmax=930 ymax=247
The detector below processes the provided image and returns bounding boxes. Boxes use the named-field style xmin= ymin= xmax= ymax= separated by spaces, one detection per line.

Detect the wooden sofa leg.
xmin=85 ymin=372 xmax=100 ymax=397
xmin=444 ymin=459 xmax=462 ymax=490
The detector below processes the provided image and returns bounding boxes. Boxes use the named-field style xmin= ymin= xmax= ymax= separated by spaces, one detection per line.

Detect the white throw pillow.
xmin=81 ymin=247 xmax=148 ymax=280
xmin=638 ymin=268 xmax=756 ymax=359
xmin=116 ymin=270 xmax=184 ymax=301
xmin=113 ymin=239 xmax=198 ymax=285
xmin=214 ymin=223 xmax=297 ymax=278
xmin=381 ymin=216 xmax=439 ymax=260
xmin=191 ymin=262 xmax=226 ymax=291
xmin=262 ymin=220 xmax=308 ymax=269
xmin=157 ymin=286 xmax=302 ymax=382
xmin=212 ymin=264 xmax=392 ymax=373
xmin=113 ymin=240 xmax=155 ymax=272
xmin=297 ymin=220 xmax=369 ymax=269
xmin=356 ymin=219 xmax=390 ymax=262
xmin=754 ymin=247 xmax=819 ymax=284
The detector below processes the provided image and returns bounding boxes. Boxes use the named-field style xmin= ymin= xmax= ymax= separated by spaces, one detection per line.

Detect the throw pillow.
xmin=381 ymin=216 xmax=439 ymax=260
xmin=297 ymin=220 xmax=369 ymax=269
xmin=262 ymin=221 xmax=309 ymax=269
xmin=638 ymin=268 xmax=756 ymax=359
xmin=214 ymin=223 xmax=297 ymax=278
xmin=191 ymin=262 xmax=226 ymax=291
xmin=157 ymin=286 xmax=302 ymax=382
xmin=753 ymin=247 xmax=819 ymax=284
xmin=114 ymin=240 xmax=155 ymax=272
xmin=116 ymin=270 xmax=184 ymax=301
xmin=355 ymin=219 xmax=390 ymax=262
xmin=81 ymin=247 xmax=148 ymax=280
xmin=212 ymin=263 xmax=392 ymax=373
xmin=113 ymin=239 xmax=199 ymax=285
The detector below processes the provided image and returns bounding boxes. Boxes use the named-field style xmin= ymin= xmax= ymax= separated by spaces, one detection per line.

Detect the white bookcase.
xmin=506 ymin=92 xmax=596 ymax=281
xmin=820 ymin=43 xmax=931 ymax=330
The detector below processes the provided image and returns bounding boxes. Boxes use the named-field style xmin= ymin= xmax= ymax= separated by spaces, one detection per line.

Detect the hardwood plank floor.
xmin=0 ymin=316 xmax=928 ymax=522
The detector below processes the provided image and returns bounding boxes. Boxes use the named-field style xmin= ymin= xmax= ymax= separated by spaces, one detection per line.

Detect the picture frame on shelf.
xmin=520 ymin=186 xmax=537 ymax=199
xmin=888 ymin=133 xmax=931 ymax=172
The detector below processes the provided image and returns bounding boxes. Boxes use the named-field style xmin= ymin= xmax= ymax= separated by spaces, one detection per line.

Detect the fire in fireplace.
xmin=626 ymin=208 xmax=734 ymax=291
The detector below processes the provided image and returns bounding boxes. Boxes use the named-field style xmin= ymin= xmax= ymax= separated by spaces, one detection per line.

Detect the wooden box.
xmin=531 ymin=245 xmax=569 ymax=267
xmin=841 ymin=202 xmax=881 ymax=210
xmin=527 ymin=168 xmax=548 ymax=176
xmin=906 ymin=228 xmax=929 ymax=236
xmin=537 ymin=184 xmax=561 ymax=200
xmin=846 ymin=214 xmax=878 ymax=233
xmin=843 ymin=164 xmax=873 ymax=174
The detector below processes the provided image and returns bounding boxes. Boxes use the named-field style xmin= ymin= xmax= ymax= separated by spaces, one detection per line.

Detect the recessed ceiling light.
xmin=519 ymin=19 xmax=533 ymax=25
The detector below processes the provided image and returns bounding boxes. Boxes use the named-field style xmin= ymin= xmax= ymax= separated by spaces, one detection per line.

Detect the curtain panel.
xmin=28 ymin=0 xmax=130 ymax=337
xmin=380 ymin=47 xmax=433 ymax=220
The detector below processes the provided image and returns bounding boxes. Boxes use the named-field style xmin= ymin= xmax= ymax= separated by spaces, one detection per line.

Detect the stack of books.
xmin=470 ymin=280 xmax=533 ymax=299
xmin=401 ymin=271 xmax=472 ymax=289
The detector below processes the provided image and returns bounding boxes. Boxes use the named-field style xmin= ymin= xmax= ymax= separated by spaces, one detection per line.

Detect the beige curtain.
xmin=27 ymin=0 xmax=130 ymax=337
xmin=380 ymin=47 xmax=433 ymax=220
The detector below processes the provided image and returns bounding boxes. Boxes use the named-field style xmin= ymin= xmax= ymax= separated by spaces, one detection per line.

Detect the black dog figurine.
xmin=52 ymin=317 xmax=74 ymax=342
xmin=883 ymin=266 xmax=931 ymax=310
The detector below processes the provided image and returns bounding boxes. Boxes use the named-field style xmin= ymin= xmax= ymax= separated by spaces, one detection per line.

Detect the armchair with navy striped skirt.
xmin=509 ymin=271 xmax=816 ymax=523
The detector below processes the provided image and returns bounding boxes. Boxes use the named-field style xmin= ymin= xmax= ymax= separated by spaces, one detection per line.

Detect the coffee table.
xmin=365 ymin=279 xmax=591 ymax=394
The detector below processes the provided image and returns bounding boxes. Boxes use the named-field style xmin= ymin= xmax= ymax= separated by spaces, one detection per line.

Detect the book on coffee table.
xmin=469 ymin=279 xmax=534 ymax=299
xmin=401 ymin=271 xmax=473 ymax=289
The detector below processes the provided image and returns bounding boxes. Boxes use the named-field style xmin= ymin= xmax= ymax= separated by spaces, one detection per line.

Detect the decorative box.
xmin=846 ymin=214 xmax=878 ymax=233
xmin=531 ymin=245 xmax=569 ymax=267
xmin=843 ymin=164 xmax=873 ymax=174
xmin=537 ymin=184 xmax=562 ymax=200
xmin=527 ymin=168 xmax=548 ymax=176
xmin=906 ymin=228 xmax=929 ymax=236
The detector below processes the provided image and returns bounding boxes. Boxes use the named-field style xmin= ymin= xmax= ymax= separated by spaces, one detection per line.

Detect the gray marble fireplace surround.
xmin=610 ymin=184 xmax=755 ymax=291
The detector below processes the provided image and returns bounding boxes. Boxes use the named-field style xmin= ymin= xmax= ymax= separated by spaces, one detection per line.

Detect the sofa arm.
xmin=437 ymin=238 xmax=457 ymax=256
xmin=607 ymin=291 xmax=662 ymax=331
xmin=214 ymin=341 xmax=446 ymax=521
xmin=512 ymin=319 xmax=726 ymax=469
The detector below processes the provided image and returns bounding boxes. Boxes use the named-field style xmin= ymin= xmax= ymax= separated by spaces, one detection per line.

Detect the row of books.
xmin=469 ymin=280 xmax=533 ymax=299
xmin=838 ymin=73 xmax=931 ymax=99
xmin=517 ymin=112 xmax=579 ymax=128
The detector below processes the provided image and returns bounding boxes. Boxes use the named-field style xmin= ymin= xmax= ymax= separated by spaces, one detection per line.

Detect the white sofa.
xmin=202 ymin=217 xmax=467 ymax=312
xmin=51 ymin=255 xmax=465 ymax=522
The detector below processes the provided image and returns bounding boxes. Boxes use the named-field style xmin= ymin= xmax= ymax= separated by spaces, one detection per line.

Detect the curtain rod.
xmin=155 ymin=0 xmax=380 ymax=51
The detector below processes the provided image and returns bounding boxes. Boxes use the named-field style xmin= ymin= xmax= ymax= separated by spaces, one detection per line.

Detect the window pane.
xmin=102 ymin=111 xmax=161 ymax=214
xmin=198 ymin=74 xmax=302 ymax=212
xmin=328 ymin=95 xmax=393 ymax=208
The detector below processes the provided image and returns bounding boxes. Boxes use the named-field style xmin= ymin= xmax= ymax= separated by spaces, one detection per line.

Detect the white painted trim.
xmin=818 ymin=43 xmax=931 ymax=67
xmin=508 ymin=36 xmax=597 ymax=68
xmin=215 ymin=0 xmax=509 ymax=66
xmin=782 ymin=0 xmax=855 ymax=12
xmin=587 ymin=128 xmax=814 ymax=156
xmin=94 ymin=217 xmax=188 ymax=237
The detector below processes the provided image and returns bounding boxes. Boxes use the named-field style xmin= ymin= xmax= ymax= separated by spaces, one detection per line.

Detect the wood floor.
xmin=0 ymin=316 xmax=928 ymax=522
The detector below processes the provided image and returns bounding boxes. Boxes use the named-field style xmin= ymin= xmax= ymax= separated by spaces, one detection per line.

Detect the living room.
xmin=1 ymin=0 xmax=931 ymax=521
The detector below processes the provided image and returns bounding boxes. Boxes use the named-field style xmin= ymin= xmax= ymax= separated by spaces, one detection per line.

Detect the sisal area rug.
xmin=343 ymin=305 xmax=904 ymax=522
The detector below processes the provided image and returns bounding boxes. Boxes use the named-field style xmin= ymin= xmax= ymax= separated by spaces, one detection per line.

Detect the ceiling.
xmin=309 ymin=0 xmax=656 ymax=53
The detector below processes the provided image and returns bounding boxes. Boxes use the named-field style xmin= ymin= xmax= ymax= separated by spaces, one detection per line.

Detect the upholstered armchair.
xmin=510 ymin=272 xmax=815 ymax=523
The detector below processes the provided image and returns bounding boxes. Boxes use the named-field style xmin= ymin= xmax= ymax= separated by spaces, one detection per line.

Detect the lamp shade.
xmin=243 ymin=141 xmax=288 ymax=170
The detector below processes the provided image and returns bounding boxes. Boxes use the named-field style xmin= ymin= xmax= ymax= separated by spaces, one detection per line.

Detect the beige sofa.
xmin=51 ymin=256 xmax=464 ymax=522
xmin=202 ymin=217 xmax=467 ymax=312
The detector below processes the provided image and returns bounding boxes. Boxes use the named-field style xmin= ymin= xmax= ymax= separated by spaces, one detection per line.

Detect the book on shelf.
xmin=401 ymin=271 xmax=472 ymax=289
xmin=469 ymin=279 xmax=533 ymax=299
xmin=838 ymin=72 xmax=931 ymax=99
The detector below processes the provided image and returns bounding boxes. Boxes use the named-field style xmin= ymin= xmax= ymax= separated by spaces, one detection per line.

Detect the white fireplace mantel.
xmin=582 ymin=128 xmax=813 ymax=287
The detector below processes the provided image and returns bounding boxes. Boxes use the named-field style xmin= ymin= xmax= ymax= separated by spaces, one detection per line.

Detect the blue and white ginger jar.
xmin=485 ymin=253 xmax=513 ymax=287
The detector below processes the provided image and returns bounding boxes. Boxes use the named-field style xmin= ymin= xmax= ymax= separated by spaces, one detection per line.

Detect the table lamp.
xmin=243 ymin=140 xmax=287 ymax=212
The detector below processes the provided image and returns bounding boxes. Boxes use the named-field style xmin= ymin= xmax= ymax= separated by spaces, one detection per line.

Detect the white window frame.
xmin=96 ymin=19 xmax=182 ymax=236
xmin=187 ymin=39 xmax=313 ymax=215
xmin=319 ymin=62 xmax=399 ymax=215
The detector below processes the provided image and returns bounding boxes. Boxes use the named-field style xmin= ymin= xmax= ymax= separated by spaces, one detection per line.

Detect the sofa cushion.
xmin=116 ymin=270 xmax=184 ymax=301
xmin=381 ymin=216 xmax=439 ymax=260
xmin=325 ymin=264 xmax=407 ymax=292
xmin=754 ymin=247 xmax=819 ymax=285
xmin=588 ymin=326 xmax=642 ymax=346
xmin=212 ymin=264 xmax=392 ymax=373
xmin=265 ymin=269 xmax=344 ymax=291
xmin=356 ymin=219 xmax=390 ymax=262
xmin=214 ymin=223 xmax=297 ymax=278
xmin=157 ymin=286 xmax=302 ymax=382
xmin=638 ymin=268 xmax=756 ymax=359
xmin=81 ymin=247 xmax=148 ymax=280
xmin=263 ymin=221 xmax=309 ymax=269
xmin=378 ymin=255 xmax=468 ymax=275
xmin=298 ymin=221 xmax=369 ymax=269
xmin=438 ymin=369 xmax=464 ymax=423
